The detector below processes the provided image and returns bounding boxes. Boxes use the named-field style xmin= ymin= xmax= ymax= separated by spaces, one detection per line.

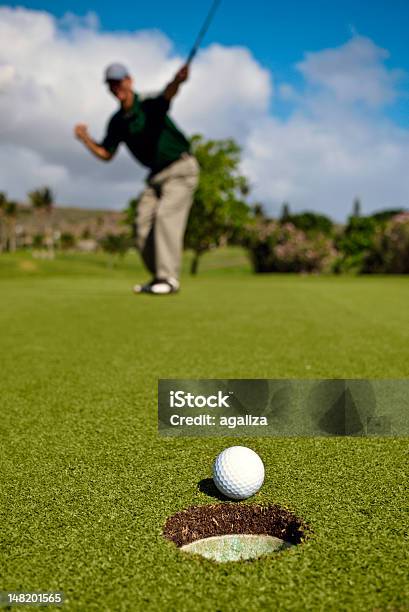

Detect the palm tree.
xmin=0 ymin=192 xmax=7 ymax=252
xmin=0 ymin=191 xmax=7 ymax=253
xmin=28 ymin=186 xmax=54 ymax=214
xmin=5 ymin=201 xmax=17 ymax=252
xmin=28 ymin=187 xmax=55 ymax=253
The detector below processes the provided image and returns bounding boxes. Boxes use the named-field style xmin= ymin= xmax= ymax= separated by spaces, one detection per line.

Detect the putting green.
xmin=0 ymin=249 xmax=408 ymax=611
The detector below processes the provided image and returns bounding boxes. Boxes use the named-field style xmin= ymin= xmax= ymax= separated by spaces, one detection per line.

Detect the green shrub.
xmin=335 ymin=216 xmax=377 ymax=257
xmin=370 ymin=209 xmax=405 ymax=224
xmin=32 ymin=233 xmax=44 ymax=248
xmin=285 ymin=211 xmax=334 ymax=236
xmin=99 ymin=233 xmax=131 ymax=257
xmin=59 ymin=232 xmax=76 ymax=250
xmin=363 ymin=212 xmax=409 ymax=273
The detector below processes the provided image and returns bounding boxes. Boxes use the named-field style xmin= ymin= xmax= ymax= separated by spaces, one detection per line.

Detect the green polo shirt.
xmin=101 ymin=92 xmax=190 ymax=174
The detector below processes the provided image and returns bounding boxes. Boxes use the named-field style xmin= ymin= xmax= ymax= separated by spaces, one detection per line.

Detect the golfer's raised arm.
xmin=163 ymin=65 xmax=189 ymax=101
xmin=74 ymin=124 xmax=113 ymax=161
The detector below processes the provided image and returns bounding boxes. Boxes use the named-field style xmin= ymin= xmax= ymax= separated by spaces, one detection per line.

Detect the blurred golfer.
xmin=74 ymin=63 xmax=199 ymax=295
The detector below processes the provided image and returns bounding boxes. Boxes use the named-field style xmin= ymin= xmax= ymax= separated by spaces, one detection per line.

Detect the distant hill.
xmin=15 ymin=205 xmax=125 ymax=239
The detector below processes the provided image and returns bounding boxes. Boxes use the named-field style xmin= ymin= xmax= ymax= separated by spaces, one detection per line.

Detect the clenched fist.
xmin=74 ymin=123 xmax=89 ymax=141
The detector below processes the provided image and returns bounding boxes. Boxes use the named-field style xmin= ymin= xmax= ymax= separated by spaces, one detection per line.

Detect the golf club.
xmin=187 ymin=0 xmax=222 ymax=65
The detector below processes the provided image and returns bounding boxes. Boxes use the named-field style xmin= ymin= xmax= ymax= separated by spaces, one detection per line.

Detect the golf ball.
xmin=213 ymin=446 xmax=265 ymax=500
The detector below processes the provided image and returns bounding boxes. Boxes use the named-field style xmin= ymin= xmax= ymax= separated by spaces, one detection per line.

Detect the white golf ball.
xmin=213 ymin=446 xmax=265 ymax=500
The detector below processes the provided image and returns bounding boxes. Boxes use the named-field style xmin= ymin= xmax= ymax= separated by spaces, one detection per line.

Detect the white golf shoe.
xmin=132 ymin=278 xmax=180 ymax=295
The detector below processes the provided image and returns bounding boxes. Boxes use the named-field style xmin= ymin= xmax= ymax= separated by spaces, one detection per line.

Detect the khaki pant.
xmin=136 ymin=153 xmax=200 ymax=280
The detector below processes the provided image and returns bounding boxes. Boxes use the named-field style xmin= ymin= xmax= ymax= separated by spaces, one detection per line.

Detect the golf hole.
xmin=163 ymin=504 xmax=308 ymax=562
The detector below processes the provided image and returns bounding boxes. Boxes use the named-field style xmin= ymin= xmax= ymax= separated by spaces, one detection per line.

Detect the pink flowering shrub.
xmin=245 ymin=220 xmax=338 ymax=273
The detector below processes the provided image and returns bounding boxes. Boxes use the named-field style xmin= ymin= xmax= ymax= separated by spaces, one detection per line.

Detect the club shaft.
xmin=187 ymin=0 xmax=221 ymax=64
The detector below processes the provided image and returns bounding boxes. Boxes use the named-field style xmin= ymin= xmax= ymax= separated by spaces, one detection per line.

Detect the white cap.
xmin=104 ymin=63 xmax=130 ymax=82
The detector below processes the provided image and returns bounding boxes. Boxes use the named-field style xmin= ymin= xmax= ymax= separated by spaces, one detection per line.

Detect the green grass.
xmin=0 ymin=249 xmax=408 ymax=611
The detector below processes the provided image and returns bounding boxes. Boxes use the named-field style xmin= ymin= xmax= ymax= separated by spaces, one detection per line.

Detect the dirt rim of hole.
xmin=163 ymin=503 xmax=310 ymax=549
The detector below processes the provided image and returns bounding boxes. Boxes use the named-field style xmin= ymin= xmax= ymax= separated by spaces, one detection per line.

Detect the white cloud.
xmin=174 ymin=44 xmax=272 ymax=138
xmin=0 ymin=63 xmax=15 ymax=89
xmin=0 ymin=145 xmax=68 ymax=188
xmin=58 ymin=10 xmax=100 ymax=32
xmin=242 ymin=115 xmax=409 ymax=218
xmin=0 ymin=7 xmax=408 ymax=220
xmin=297 ymin=35 xmax=404 ymax=108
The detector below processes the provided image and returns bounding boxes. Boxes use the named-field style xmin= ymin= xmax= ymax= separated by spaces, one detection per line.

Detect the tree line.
xmin=1 ymin=135 xmax=408 ymax=274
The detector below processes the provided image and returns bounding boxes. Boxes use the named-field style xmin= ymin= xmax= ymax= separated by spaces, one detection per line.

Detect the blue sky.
xmin=1 ymin=1 xmax=409 ymax=216
xmin=5 ymin=0 xmax=409 ymax=65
